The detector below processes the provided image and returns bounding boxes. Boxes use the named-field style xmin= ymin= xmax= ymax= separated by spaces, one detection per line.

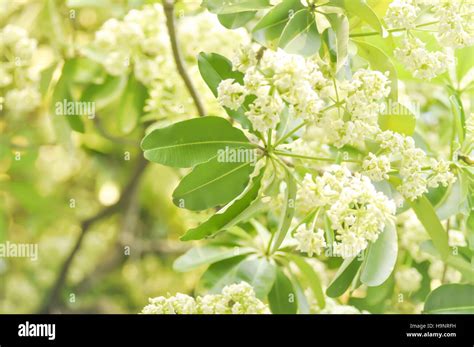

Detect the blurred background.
xmin=0 ymin=0 xmax=250 ymax=313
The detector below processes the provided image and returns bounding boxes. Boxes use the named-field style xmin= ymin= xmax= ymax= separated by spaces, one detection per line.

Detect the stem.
xmin=275 ymin=120 xmax=308 ymax=147
xmin=163 ymin=0 xmax=206 ymax=117
xmin=274 ymin=150 xmax=361 ymax=163
xmin=349 ymin=20 xmax=439 ymax=38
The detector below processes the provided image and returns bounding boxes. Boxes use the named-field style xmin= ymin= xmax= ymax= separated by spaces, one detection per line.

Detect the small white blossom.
xmin=362 ymin=153 xmax=392 ymax=181
xmin=384 ymin=0 xmax=420 ymax=30
xmin=294 ymin=224 xmax=326 ymax=257
xmin=142 ymin=282 xmax=269 ymax=314
xmin=394 ymin=37 xmax=452 ymax=80
xmin=217 ymin=78 xmax=247 ymax=110
xmin=395 ymin=267 xmax=422 ymax=292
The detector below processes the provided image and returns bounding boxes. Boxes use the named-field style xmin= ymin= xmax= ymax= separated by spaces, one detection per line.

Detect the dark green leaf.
xmin=252 ymin=0 xmax=304 ymax=45
xmin=180 ymin=165 xmax=265 ymax=240
xmin=326 ymin=256 xmax=362 ymax=298
xmin=424 ymin=284 xmax=474 ymax=314
xmin=172 ymin=156 xmax=254 ymax=211
xmin=268 ymin=268 xmax=298 ymax=314
xmin=141 ymin=116 xmax=254 ymax=168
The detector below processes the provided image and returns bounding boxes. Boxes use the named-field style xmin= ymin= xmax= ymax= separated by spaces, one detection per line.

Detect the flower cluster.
xmin=219 ymin=47 xmax=329 ymax=133
xmin=434 ymin=1 xmax=474 ymax=49
xmin=92 ymin=5 xmax=167 ymax=85
xmin=141 ymin=282 xmax=269 ymax=314
xmin=395 ymin=267 xmax=422 ymax=292
xmin=394 ymin=37 xmax=452 ymax=80
xmin=220 ymin=46 xmax=391 ymax=148
xmin=298 ymin=166 xmax=396 ymax=258
xmin=0 ymin=25 xmax=40 ymax=113
xmin=384 ymin=0 xmax=420 ymax=30
xmin=294 ymin=224 xmax=326 ymax=257
xmin=373 ymin=130 xmax=456 ymax=200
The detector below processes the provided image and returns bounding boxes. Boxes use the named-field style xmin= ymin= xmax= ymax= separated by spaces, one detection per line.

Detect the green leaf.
xmin=325 ymin=13 xmax=349 ymax=72
xmin=389 ymin=176 xmax=453 ymax=261
xmin=203 ymin=0 xmax=271 ymax=14
xmin=326 ymin=256 xmax=362 ymax=298
xmin=289 ymin=255 xmax=326 ymax=309
xmin=353 ymin=40 xmax=398 ymax=100
xmin=198 ymin=256 xmax=248 ymax=294
xmin=81 ymin=74 xmax=127 ymax=110
xmin=173 ymin=245 xmax=253 ymax=272
xmin=330 ymin=0 xmax=385 ymax=35
xmin=172 ymin=156 xmax=254 ymax=211
xmin=198 ymin=52 xmax=252 ymax=128
xmin=118 ymin=75 xmax=148 ymax=134
xmin=449 ymin=93 xmax=466 ymax=144
xmin=233 ymin=257 xmax=277 ymax=299
xmin=378 ymin=103 xmax=416 ymax=135
xmin=268 ymin=268 xmax=298 ymax=314
xmin=424 ymin=284 xmax=474 ymax=314
xmin=360 ymin=224 xmax=398 ymax=286
xmin=271 ymin=167 xmax=297 ymax=252
xmin=51 ymin=60 xmax=85 ymax=133
xmin=278 ymin=9 xmax=320 ymax=56
xmin=252 ymin=0 xmax=304 ymax=45
xmin=218 ymin=11 xmax=256 ymax=29
xmin=180 ymin=165 xmax=265 ymax=241
xmin=199 ymin=256 xmax=276 ymax=299
xmin=141 ymin=116 xmax=254 ymax=168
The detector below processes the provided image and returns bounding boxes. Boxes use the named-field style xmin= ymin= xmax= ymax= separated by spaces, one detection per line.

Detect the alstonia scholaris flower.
xmin=362 ymin=153 xmax=392 ymax=181
xmin=294 ymin=224 xmax=326 ymax=257
xmin=434 ymin=1 xmax=474 ymax=49
xmin=217 ymin=79 xmax=247 ymax=110
xmin=384 ymin=0 xmax=420 ymax=30
xmin=92 ymin=5 xmax=167 ymax=84
xmin=375 ymin=130 xmax=456 ymax=200
xmin=297 ymin=166 xmax=396 ymax=258
xmin=395 ymin=267 xmax=422 ymax=292
xmin=394 ymin=37 xmax=452 ymax=80
xmin=0 ymin=25 xmax=40 ymax=113
xmin=141 ymin=282 xmax=269 ymax=314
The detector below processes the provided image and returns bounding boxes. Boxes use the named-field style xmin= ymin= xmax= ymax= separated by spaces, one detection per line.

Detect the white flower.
xmin=384 ymin=0 xmax=420 ymax=30
xmin=301 ymin=166 xmax=396 ymax=258
xmin=142 ymin=282 xmax=269 ymax=314
xmin=434 ymin=1 xmax=474 ymax=48
xmin=449 ymin=229 xmax=467 ymax=248
xmin=5 ymin=87 xmax=40 ymax=114
xmin=232 ymin=43 xmax=258 ymax=73
xmin=428 ymin=260 xmax=462 ymax=283
xmin=294 ymin=224 xmax=327 ymax=257
xmin=104 ymin=51 xmax=130 ymax=76
xmin=246 ymin=91 xmax=283 ymax=133
xmin=362 ymin=153 xmax=392 ymax=181
xmin=395 ymin=267 xmax=422 ymax=292
xmin=394 ymin=37 xmax=452 ymax=80
xmin=217 ymin=78 xmax=247 ymax=110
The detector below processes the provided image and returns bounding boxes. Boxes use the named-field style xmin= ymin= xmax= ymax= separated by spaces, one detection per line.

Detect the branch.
xmin=38 ymin=156 xmax=148 ymax=313
xmin=163 ymin=0 xmax=206 ymax=117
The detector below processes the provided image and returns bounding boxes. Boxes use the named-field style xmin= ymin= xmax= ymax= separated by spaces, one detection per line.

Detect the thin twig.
xmin=163 ymin=0 xmax=206 ymax=117
xmin=38 ymin=156 xmax=148 ymax=313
